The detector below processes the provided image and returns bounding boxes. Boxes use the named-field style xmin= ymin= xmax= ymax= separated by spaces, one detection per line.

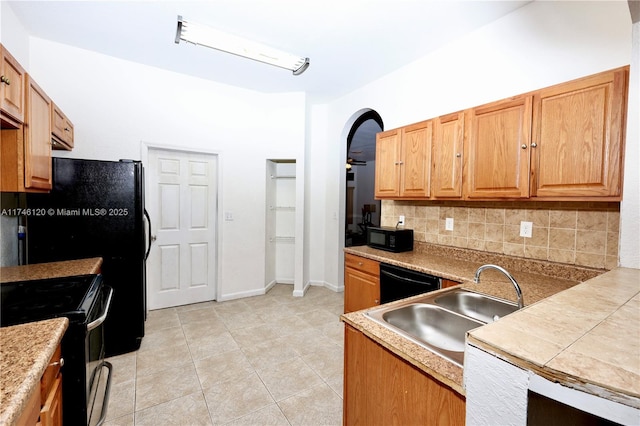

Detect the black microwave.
xmin=366 ymin=227 xmax=413 ymax=252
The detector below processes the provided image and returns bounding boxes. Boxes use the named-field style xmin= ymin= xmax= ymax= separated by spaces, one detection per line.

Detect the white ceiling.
xmin=7 ymin=0 xmax=531 ymax=102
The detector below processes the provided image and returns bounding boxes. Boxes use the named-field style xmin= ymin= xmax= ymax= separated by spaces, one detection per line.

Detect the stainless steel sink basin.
xmin=380 ymin=304 xmax=483 ymax=365
xmin=365 ymin=288 xmax=520 ymax=367
xmin=434 ymin=289 xmax=519 ymax=323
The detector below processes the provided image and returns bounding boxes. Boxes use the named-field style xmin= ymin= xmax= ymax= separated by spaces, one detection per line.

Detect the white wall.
xmin=620 ymin=17 xmax=640 ymax=269
xmin=3 ymin=27 xmax=306 ymax=299
xmin=309 ymin=0 xmax=634 ymax=288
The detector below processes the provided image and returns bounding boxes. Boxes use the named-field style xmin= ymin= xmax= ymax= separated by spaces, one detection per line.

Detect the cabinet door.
xmin=432 ymin=112 xmax=464 ymax=198
xmin=531 ymin=67 xmax=627 ymax=199
xmin=40 ymin=376 xmax=63 ymax=426
xmin=344 ymin=267 xmax=380 ymax=313
xmin=0 ymin=45 xmax=26 ymax=126
xmin=344 ymin=324 xmax=466 ymax=426
xmin=51 ymin=102 xmax=74 ymax=150
xmin=465 ymin=96 xmax=532 ymax=199
xmin=374 ymin=129 xmax=401 ymax=198
xmin=399 ymin=120 xmax=431 ymax=198
xmin=24 ymin=76 xmax=52 ymax=190
xmin=343 ymin=325 xmax=367 ymax=426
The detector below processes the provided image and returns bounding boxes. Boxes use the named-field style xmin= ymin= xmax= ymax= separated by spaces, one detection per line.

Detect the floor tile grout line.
xmin=109 ymin=284 xmax=344 ymax=425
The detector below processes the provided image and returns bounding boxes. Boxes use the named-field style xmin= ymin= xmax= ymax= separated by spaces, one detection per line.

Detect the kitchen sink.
xmin=381 ymin=304 xmax=483 ymax=361
xmin=365 ymin=288 xmax=520 ymax=367
xmin=434 ymin=289 xmax=519 ymax=323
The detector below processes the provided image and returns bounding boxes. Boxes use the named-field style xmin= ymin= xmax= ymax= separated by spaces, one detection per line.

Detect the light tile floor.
xmin=103 ymin=284 xmax=345 ymax=425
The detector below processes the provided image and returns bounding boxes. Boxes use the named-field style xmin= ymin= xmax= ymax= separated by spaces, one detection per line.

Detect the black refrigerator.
xmin=26 ymin=158 xmax=149 ymax=357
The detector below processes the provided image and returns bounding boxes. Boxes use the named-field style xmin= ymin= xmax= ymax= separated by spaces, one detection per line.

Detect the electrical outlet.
xmin=398 ymin=215 xmax=405 ymax=226
xmin=520 ymin=221 xmax=533 ymax=238
xmin=445 ymin=217 xmax=454 ymax=231
xmin=225 ymin=212 xmax=234 ymax=221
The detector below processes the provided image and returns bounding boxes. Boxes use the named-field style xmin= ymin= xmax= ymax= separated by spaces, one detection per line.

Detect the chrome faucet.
xmin=473 ymin=264 xmax=524 ymax=309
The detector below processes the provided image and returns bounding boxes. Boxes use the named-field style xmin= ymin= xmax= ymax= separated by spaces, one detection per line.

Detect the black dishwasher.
xmin=380 ymin=263 xmax=441 ymax=304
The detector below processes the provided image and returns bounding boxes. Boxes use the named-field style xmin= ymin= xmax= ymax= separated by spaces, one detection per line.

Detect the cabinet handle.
xmin=521 ymin=144 xmax=528 ymax=149
xmin=531 ymin=142 xmax=538 ymax=148
xmin=374 ymin=299 xmax=380 ymax=304
xmin=358 ymin=262 xmax=363 ymax=266
xmin=50 ymin=358 xmax=64 ymax=368
xmin=64 ymin=127 xmax=70 ymax=132
xmin=456 ymin=153 xmax=461 ymax=158
xmin=0 ymin=75 xmax=9 ymax=85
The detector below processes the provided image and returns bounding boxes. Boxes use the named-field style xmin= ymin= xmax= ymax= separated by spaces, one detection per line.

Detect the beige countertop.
xmin=341 ymin=243 xmax=604 ymax=396
xmin=468 ymin=267 xmax=640 ymax=408
xmin=0 ymin=318 xmax=69 ymax=425
xmin=0 ymin=257 xmax=103 ymax=283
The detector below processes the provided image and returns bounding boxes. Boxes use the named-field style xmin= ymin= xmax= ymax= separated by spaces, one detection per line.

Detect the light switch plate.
xmin=520 ymin=221 xmax=533 ymax=238
xmin=398 ymin=215 xmax=405 ymax=226
xmin=445 ymin=218 xmax=454 ymax=231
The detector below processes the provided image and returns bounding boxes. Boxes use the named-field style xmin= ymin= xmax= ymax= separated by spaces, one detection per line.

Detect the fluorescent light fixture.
xmin=175 ymin=15 xmax=310 ymax=75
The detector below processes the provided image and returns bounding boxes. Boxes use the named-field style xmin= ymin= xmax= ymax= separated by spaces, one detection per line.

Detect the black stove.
xmin=1 ymin=274 xmax=113 ymax=425
xmin=1 ymin=275 xmax=101 ymax=325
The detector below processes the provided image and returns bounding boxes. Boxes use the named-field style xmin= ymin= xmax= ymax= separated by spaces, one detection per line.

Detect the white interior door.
xmin=147 ymin=148 xmax=218 ymax=310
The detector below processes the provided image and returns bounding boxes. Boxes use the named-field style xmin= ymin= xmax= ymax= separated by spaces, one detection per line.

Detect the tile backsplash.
xmin=381 ymin=201 xmax=620 ymax=270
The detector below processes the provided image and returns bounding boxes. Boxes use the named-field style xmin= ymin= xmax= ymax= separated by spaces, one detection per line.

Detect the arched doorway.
xmin=345 ymin=110 xmax=383 ymax=247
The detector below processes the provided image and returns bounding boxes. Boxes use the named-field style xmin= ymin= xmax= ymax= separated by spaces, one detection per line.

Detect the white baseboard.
xmin=218 ymin=280 xmax=343 ymax=301
xmin=217 ymin=287 xmax=266 ymax=302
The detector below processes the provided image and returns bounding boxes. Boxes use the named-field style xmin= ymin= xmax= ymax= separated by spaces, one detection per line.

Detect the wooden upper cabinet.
xmin=432 ymin=112 xmax=464 ymax=198
xmin=25 ymin=75 xmax=53 ymax=191
xmin=0 ymin=44 xmax=26 ymax=127
xmin=531 ymin=67 xmax=628 ymax=199
xmin=375 ymin=129 xmax=402 ymax=198
xmin=399 ymin=120 xmax=431 ymax=198
xmin=465 ymin=96 xmax=532 ymax=199
xmin=375 ymin=120 xmax=431 ymax=199
xmin=51 ymin=102 xmax=74 ymax=150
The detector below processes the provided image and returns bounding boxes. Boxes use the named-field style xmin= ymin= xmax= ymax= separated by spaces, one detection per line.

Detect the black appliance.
xmin=0 ymin=274 xmax=113 ymax=426
xmin=380 ymin=263 xmax=441 ymax=304
xmin=367 ymin=226 xmax=414 ymax=252
xmin=26 ymin=158 xmax=150 ymax=356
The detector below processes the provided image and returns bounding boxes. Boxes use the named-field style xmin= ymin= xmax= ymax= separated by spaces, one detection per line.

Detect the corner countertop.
xmin=341 ymin=243 xmax=604 ymax=395
xmin=468 ymin=267 xmax=640 ymax=408
xmin=0 ymin=257 xmax=103 ymax=283
xmin=0 ymin=318 xmax=69 ymax=425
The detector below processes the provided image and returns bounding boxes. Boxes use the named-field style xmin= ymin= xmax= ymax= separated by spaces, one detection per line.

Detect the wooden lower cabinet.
xmin=344 ymin=324 xmax=466 ymax=425
xmin=441 ymin=279 xmax=461 ymax=289
xmin=344 ymin=254 xmax=380 ymax=313
xmin=39 ymin=344 xmax=63 ymax=426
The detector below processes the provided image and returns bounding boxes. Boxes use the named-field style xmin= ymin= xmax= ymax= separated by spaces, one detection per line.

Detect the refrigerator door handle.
xmin=144 ymin=209 xmax=152 ymax=260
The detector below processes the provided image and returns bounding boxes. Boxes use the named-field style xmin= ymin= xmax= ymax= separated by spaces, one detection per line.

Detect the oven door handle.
xmin=87 ymin=286 xmax=113 ymax=332
xmin=380 ymin=269 xmax=441 ymax=287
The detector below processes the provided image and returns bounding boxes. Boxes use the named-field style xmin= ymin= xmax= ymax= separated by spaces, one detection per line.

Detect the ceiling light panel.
xmin=175 ymin=16 xmax=309 ymax=75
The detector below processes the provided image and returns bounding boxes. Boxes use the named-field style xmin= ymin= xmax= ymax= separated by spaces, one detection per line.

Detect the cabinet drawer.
xmin=345 ymin=253 xmax=379 ymax=276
